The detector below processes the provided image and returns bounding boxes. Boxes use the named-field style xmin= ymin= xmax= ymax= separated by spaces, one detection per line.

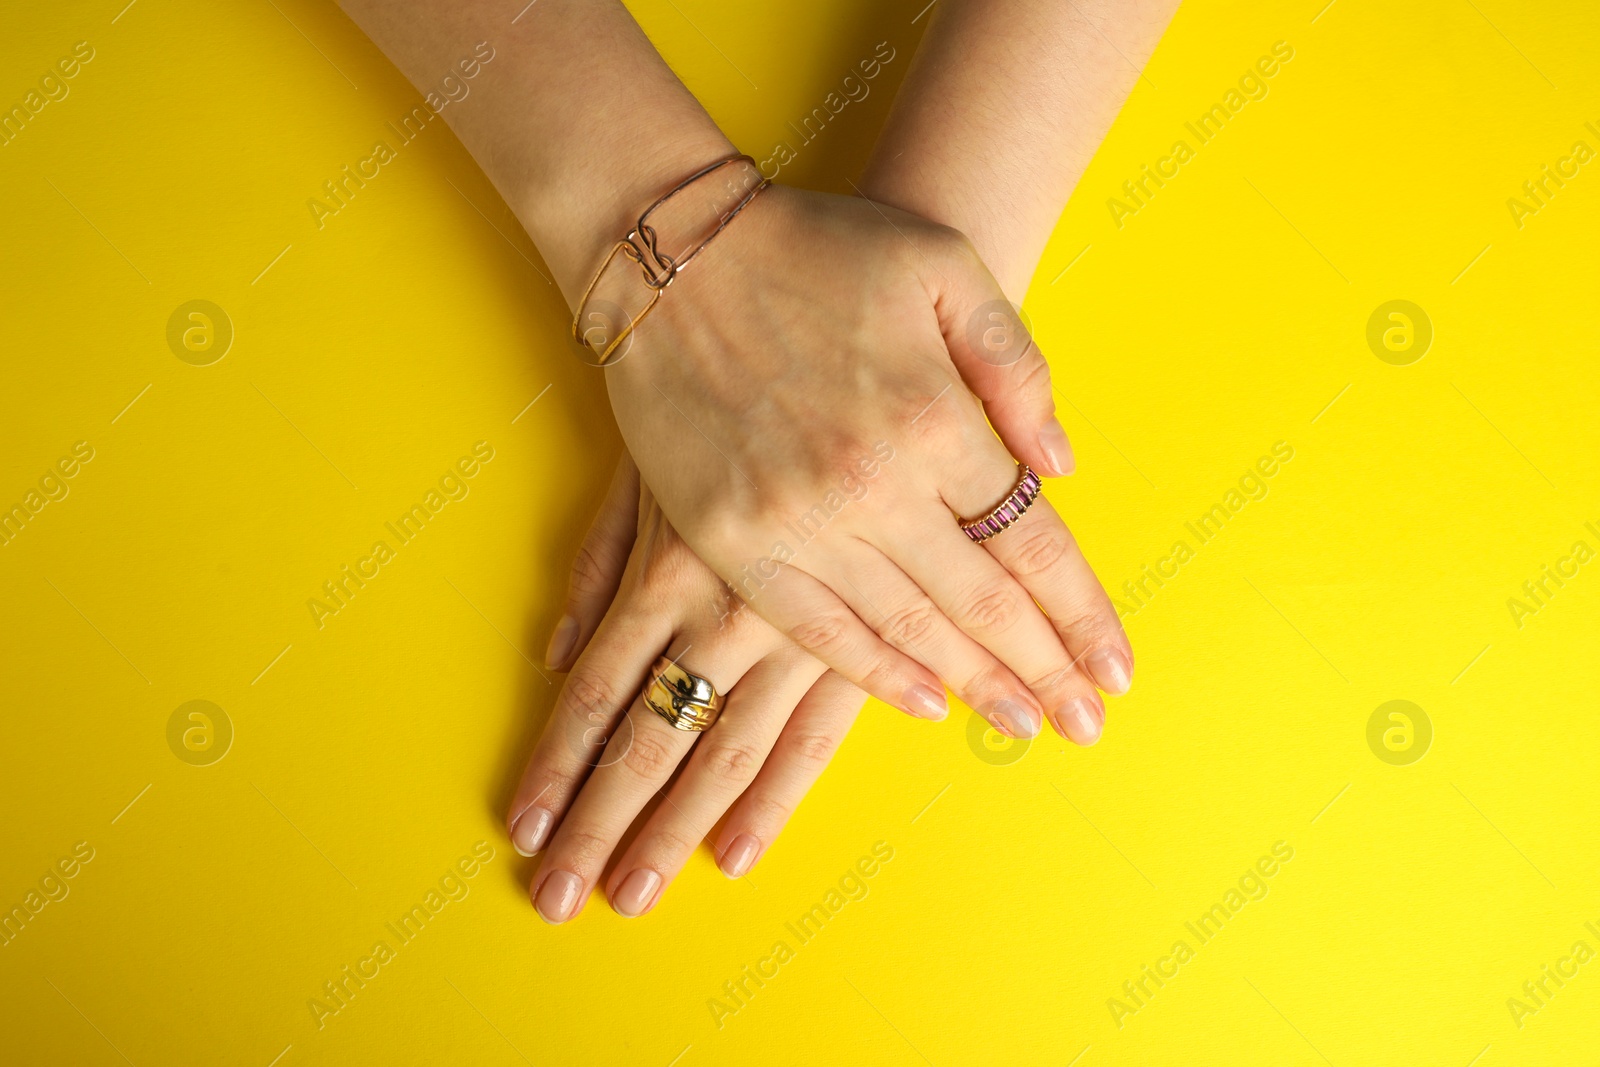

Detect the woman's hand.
xmin=339 ymin=0 xmax=1135 ymax=739
xmin=603 ymin=184 xmax=1127 ymax=741
xmin=507 ymin=456 xmax=869 ymax=923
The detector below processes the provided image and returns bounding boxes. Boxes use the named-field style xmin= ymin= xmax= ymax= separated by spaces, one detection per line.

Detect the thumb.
xmin=927 ymin=232 xmax=1073 ymax=478
xmin=545 ymin=453 xmax=639 ymax=671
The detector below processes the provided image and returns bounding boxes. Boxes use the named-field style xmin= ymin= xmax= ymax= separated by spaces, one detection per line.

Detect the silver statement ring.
xmin=959 ymin=464 xmax=1041 ymax=544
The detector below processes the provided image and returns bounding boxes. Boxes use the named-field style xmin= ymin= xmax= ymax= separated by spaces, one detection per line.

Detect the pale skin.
xmin=339 ymin=0 xmax=1178 ymax=921
xmin=346 ymin=0 xmax=1138 ymax=734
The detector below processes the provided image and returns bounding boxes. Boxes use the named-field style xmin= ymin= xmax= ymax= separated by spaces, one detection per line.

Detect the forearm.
xmin=338 ymin=0 xmax=733 ymax=303
xmin=861 ymin=0 xmax=1179 ymax=301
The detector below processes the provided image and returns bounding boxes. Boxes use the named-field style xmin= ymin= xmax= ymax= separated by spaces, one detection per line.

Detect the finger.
xmin=506 ymin=598 xmax=671 ymax=859
xmin=890 ymin=510 xmax=1107 ymax=745
xmin=530 ymin=637 xmax=762 ymax=924
xmin=826 ymin=543 xmax=1043 ymax=739
xmin=976 ymin=494 xmax=1133 ymax=703
xmin=902 ymin=449 xmax=1111 ymax=745
xmin=604 ymin=650 xmax=827 ymax=917
xmin=714 ymin=671 xmax=866 ymax=878
xmin=924 ymin=230 xmax=1072 ymax=477
xmin=744 ymin=561 xmax=948 ymax=722
xmin=546 ymin=455 xmax=640 ymax=671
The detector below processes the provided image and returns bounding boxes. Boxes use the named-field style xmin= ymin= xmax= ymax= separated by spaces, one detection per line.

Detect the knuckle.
xmin=789 ymin=612 xmax=851 ymax=656
xmin=1015 ymin=343 xmax=1052 ymax=389
xmin=642 ymin=824 xmax=698 ymax=860
xmin=880 ymin=601 xmax=939 ymax=649
xmin=621 ymin=728 xmax=679 ymax=780
xmin=1044 ymin=578 xmax=1122 ymax=639
xmin=959 ymin=582 xmax=1024 ymax=634
xmin=560 ymin=671 xmax=621 ymax=726
xmin=554 ymin=827 xmax=613 ymax=873
xmin=1017 ymin=340 xmax=1056 ymax=382
xmin=567 ymin=542 xmax=617 ymax=600
xmin=787 ymin=729 xmax=843 ymax=767
xmin=525 ymin=763 xmax=581 ymax=806
xmin=1007 ymin=524 xmax=1071 ymax=578
xmin=1022 ymin=663 xmax=1081 ymax=698
xmin=1054 ymin=598 xmax=1123 ymax=646
xmin=743 ymin=792 xmax=796 ymax=834
xmin=856 ymin=650 xmax=906 ymax=696
xmin=699 ymin=738 xmax=762 ymax=785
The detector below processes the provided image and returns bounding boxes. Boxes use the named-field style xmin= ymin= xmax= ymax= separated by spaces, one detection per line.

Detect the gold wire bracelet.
xmin=570 ymin=154 xmax=770 ymax=365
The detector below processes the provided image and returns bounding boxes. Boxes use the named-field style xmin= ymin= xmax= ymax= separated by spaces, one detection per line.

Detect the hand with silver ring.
xmin=506 ymin=457 xmax=868 ymax=923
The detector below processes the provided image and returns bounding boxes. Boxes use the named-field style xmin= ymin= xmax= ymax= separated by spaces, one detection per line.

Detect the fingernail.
xmin=544 ymin=615 xmax=578 ymax=669
xmin=534 ymin=870 xmax=583 ymax=924
xmin=612 ymin=868 xmax=662 ymax=918
xmin=988 ymin=698 xmax=1040 ymax=739
xmin=1085 ymin=647 xmax=1133 ymax=696
xmin=719 ymin=834 xmax=761 ymax=878
xmin=902 ymin=683 xmax=948 ymax=721
xmin=1054 ymin=696 xmax=1104 ymax=746
xmin=510 ymin=806 xmax=553 ymax=857
xmin=1037 ymin=418 xmax=1075 ymax=476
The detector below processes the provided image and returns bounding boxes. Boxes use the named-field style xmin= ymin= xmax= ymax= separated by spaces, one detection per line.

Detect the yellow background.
xmin=4 ymin=0 xmax=1598 ymax=1063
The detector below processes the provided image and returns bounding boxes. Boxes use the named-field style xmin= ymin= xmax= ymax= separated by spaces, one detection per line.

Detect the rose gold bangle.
xmin=571 ymin=154 xmax=769 ymax=365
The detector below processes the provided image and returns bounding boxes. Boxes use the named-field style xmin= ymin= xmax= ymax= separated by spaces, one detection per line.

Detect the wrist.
xmin=514 ymin=112 xmax=736 ymax=307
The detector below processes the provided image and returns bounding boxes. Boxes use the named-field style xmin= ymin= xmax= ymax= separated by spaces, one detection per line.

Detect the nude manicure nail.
xmin=510 ymin=806 xmax=553 ymax=857
xmin=544 ymin=615 xmax=578 ymax=669
xmin=902 ymin=683 xmax=949 ymax=720
xmin=1055 ymin=696 xmax=1103 ymax=746
xmin=1038 ymin=418 xmax=1075 ymax=476
xmin=1085 ymin=647 xmax=1133 ymax=696
xmin=612 ymin=869 xmax=662 ymax=918
xmin=989 ymin=698 xmax=1040 ymax=739
xmin=719 ymin=834 xmax=761 ymax=878
xmin=534 ymin=870 xmax=583 ymax=924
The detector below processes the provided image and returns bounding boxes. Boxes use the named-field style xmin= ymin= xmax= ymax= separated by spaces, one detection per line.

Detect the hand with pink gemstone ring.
xmin=341 ymin=0 xmax=1143 ymax=749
